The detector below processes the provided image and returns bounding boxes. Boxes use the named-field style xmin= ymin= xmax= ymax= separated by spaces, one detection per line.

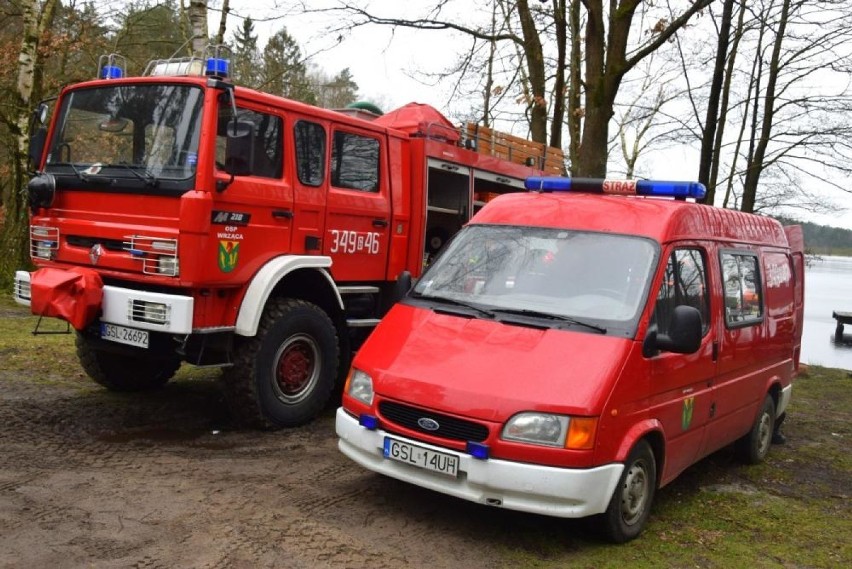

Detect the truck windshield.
xmin=44 ymin=84 xmax=203 ymax=188
xmin=413 ymin=225 xmax=658 ymax=335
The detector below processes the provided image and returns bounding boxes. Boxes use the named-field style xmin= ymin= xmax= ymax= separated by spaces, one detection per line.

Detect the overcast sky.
xmin=208 ymin=0 xmax=852 ymax=231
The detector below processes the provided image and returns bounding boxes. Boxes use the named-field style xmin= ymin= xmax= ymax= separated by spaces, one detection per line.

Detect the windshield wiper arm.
xmin=412 ymin=293 xmax=495 ymax=319
xmin=111 ymin=162 xmax=159 ymax=187
xmin=490 ymin=308 xmax=607 ymax=334
xmin=50 ymin=162 xmax=110 ymax=184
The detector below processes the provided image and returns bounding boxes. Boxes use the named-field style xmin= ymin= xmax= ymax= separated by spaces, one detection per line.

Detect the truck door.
xmin=648 ymin=245 xmax=717 ymax=480
xmin=291 ymin=119 xmax=328 ymax=257
xmin=213 ymin=103 xmax=292 ymax=280
xmin=323 ymin=127 xmax=390 ymax=281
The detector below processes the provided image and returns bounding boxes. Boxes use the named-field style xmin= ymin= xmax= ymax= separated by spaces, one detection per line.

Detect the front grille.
xmin=67 ymin=235 xmax=126 ymax=251
xmin=379 ymin=401 xmax=489 ymax=442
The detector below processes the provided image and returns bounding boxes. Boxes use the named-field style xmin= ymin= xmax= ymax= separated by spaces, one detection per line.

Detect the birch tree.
xmin=0 ymin=0 xmax=59 ymax=284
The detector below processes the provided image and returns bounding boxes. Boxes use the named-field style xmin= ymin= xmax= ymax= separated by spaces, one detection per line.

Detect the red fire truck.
xmin=14 ymin=53 xmax=562 ymax=429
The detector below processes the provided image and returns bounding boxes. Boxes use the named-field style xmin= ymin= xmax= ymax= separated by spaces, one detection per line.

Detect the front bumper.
xmin=336 ymin=407 xmax=623 ymax=518
xmin=14 ymin=270 xmax=193 ymax=334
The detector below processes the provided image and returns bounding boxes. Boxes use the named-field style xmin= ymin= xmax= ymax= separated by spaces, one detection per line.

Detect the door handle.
xmin=372 ymin=219 xmax=388 ymax=228
xmin=272 ymin=210 xmax=293 ymax=219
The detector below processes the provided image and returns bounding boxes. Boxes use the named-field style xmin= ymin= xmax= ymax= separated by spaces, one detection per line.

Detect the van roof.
xmin=472 ymin=192 xmax=790 ymax=248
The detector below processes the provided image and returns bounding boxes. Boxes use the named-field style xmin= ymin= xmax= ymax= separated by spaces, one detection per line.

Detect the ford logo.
xmin=417 ymin=417 xmax=440 ymax=431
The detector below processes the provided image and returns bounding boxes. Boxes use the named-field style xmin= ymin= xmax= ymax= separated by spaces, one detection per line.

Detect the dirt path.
xmin=0 ymin=369 xmax=529 ymax=568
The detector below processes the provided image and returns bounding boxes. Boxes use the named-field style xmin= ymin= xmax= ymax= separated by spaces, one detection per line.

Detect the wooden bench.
xmin=832 ymin=311 xmax=852 ymax=342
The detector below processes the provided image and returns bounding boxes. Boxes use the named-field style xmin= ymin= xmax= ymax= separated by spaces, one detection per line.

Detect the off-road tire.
xmin=594 ymin=439 xmax=657 ymax=543
xmin=222 ymin=298 xmax=339 ymax=429
xmin=737 ymin=395 xmax=776 ymax=464
xmin=75 ymin=332 xmax=181 ymax=392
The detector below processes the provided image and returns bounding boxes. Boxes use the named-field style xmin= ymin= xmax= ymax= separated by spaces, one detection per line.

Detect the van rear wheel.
xmin=737 ymin=395 xmax=776 ymax=464
xmin=595 ymin=439 xmax=656 ymax=543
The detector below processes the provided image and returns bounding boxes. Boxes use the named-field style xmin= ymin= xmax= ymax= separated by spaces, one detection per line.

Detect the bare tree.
xmin=299 ymin=1 xmax=712 ymax=177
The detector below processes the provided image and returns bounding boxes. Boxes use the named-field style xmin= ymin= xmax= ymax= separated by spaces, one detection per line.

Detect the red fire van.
xmin=336 ymin=178 xmax=805 ymax=542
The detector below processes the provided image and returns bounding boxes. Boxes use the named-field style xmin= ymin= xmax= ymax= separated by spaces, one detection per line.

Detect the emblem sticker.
xmin=212 ymin=210 xmax=251 ymax=226
xmin=682 ymin=396 xmax=695 ymax=431
xmin=218 ymin=240 xmax=240 ymax=272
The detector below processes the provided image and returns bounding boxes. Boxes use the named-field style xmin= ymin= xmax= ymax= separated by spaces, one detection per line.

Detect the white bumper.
xmin=336 ymin=408 xmax=623 ymax=518
xmin=14 ymin=271 xmax=193 ymax=334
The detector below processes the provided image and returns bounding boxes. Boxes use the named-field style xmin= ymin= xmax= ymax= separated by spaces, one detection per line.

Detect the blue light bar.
xmin=525 ymin=177 xmax=706 ymax=200
xmin=101 ymin=65 xmax=124 ymax=80
xmin=359 ymin=414 xmax=379 ymax=430
xmin=466 ymin=441 xmax=490 ymax=460
xmin=205 ymin=57 xmax=229 ymax=78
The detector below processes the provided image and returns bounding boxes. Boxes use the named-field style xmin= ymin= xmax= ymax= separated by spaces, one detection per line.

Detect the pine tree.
xmin=261 ymin=26 xmax=316 ymax=104
xmin=231 ymin=17 xmax=260 ymax=88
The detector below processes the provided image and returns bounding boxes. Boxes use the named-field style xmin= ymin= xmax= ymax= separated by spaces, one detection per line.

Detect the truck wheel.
xmin=737 ymin=395 xmax=775 ymax=464
xmin=75 ymin=333 xmax=180 ymax=391
xmin=595 ymin=440 xmax=656 ymax=543
xmin=223 ymin=298 xmax=338 ymax=429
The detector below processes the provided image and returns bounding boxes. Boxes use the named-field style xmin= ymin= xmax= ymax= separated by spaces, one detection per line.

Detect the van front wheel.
xmin=595 ymin=439 xmax=656 ymax=543
xmin=737 ymin=395 xmax=775 ymax=464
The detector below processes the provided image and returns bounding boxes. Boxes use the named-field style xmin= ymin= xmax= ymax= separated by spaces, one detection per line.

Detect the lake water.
xmin=802 ymin=255 xmax=852 ymax=370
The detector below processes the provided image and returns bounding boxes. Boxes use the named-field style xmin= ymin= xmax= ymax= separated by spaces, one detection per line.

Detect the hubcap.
xmin=621 ymin=460 xmax=649 ymax=526
xmin=271 ymin=334 xmax=320 ymax=404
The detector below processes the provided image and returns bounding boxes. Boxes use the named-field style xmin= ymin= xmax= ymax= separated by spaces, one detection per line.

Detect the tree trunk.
xmin=741 ymin=0 xmax=790 ymax=213
xmin=215 ymin=0 xmax=230 ymax=45
xmin=699 ymin=0 xmax=735 ymax=204
xmin=0 ymin=0 xmax=59 ymax=286
xmin=549 ymin=0 xmax=567 ymax=150
xmin=516 ymin=0 xmax=548 ymax=143
xmin=189 ymin=0 xmax=209 ymax=55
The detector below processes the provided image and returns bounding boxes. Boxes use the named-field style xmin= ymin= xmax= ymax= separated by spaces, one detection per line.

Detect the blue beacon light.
xmin=525 ymin=177 xmax=707 ymax=200
xmin=205 ymin=58 xmax=229 ymax=78
xmin=100 ymin=65 xmax=124 ymax=80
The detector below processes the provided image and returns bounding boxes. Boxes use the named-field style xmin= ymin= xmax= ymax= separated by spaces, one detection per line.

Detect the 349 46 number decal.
xmin=329 ymin=230 xmax=381 ymax=255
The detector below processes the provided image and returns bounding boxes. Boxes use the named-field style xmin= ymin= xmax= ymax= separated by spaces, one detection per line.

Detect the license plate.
xmin=100 ymin=323 xmax=149 ymax=349
xmin=383 ymin=437 xmax=459 ymax=477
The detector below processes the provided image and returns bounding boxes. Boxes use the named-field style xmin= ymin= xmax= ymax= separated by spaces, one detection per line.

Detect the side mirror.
xmin=224 ymin=120 xmax=254 ymax=177
xmin=27 ymin=102 xmax=51 ymax=171
xmin=643 ymin=305 xmax=703 ymax=357
xmin=391 ymin=271 xmax=413 ymax=305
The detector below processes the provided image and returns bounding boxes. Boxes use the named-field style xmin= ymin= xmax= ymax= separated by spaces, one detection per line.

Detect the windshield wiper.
xmin=110 ymin=162 xmax=159 ymax=187
xmin=50 ymin=162 xmax=110 ymax=184
xmin=411 ymin=293 xmax=495 ymax=319
xmin=490 ymin=307 xmax=607 ymax=334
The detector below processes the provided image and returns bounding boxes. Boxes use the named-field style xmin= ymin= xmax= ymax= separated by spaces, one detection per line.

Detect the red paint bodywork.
xmin=343 ymin=191 xmax=804 ymax=486
xmin=26 ymin=75 xmax=549 ymax=331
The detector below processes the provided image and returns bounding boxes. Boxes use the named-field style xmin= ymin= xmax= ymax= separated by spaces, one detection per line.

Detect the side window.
xmin=721 ymin=251 xmax=763 ymax=326
xmin=216 ymin=105 xmax=283 ymax=178
xmin=331 ymin=130 xmax=380 ymax=192
xmin=294 ymin=121 xmax=326 ymax=186
xmin=655 ymin=248 xmax=710 ymax=335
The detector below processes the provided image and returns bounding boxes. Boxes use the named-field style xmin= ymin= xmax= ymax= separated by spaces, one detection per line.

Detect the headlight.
xmin=158 ymin=255 xmax=179 ymax=276
xmin=502 ymin=413 xmax=569 ymax=447
xmin=346 ymin=368 xmax=374 ymax=405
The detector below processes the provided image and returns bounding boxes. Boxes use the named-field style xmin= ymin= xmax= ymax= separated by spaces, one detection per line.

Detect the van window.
xmin=216 ymin=106 xmax=283 ymax=178
xmin=331 ymin=131 xmax=380 ymax=192
xmin=294 ymin=121 xmax=326 ymax=186
xmin=721 ymin=252 xmax=763 ymax=325
xmin=656 ymin=248 xmax=710 ymax=335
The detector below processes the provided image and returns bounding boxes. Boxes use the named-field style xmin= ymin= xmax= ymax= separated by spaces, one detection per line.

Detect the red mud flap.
xmin=30 ymin=267 xmax=104 ymax=330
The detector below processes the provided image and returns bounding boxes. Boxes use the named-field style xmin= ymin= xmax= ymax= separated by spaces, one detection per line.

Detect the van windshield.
xmin=44 ymin=83 xmax=203 ymax=191
xmin=413 ymin=225 xmax=658 ymax=335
